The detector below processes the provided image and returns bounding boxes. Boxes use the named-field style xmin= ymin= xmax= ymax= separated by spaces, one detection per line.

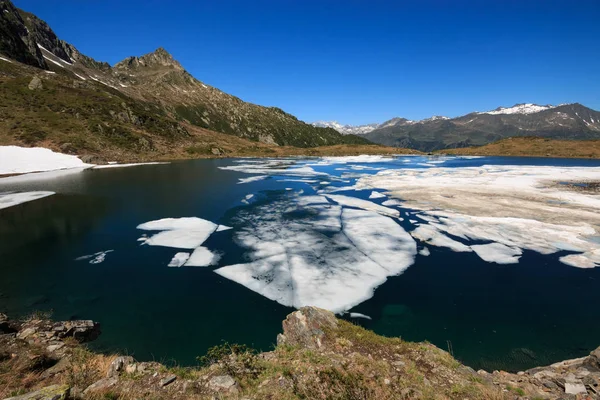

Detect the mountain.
xmin=0 ymin=0 xmax=369 ymax=161
xmin=363 ymin=103 xmax=600 ymax=151
xmin=311 ymin=121 xmax=381 ymax=135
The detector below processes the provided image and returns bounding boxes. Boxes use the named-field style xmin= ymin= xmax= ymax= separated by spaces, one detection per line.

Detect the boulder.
xmin=107 ymin=356 xmax=134 ymax=377
xmin=28 ymin=76 xmax=43 ymax=91
xmin=83 ymin=377 xmax=118 ymax=394
xmin=4 ymin=384 xmax=69 ymax=400
xmin=52 ymin=320 xmax=100 ymax=342
xmin=564 ymin=381 xmax=587 ymax=395
xmin=277 ymin=306 xmax=338 ymax=350
xmin=159 ymin=374 xmax=177 ymax=387
xmin=79 ymin=154 xmax=100 ymax=164
xmin=584 ymin=346 xmax=600 ymax=371
xmin=208 ymin=375 xmax=239 ymax=393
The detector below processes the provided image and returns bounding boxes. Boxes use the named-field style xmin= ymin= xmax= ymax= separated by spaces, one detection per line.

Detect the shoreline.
xmin=2 ymin=308 xmax=598 ymax=399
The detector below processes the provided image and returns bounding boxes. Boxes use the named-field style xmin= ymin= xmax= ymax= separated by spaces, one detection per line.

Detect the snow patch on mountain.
xmin=312 ymin=121 xmax=380 ymax=135
xmin=479 ymin=103 xmax=557 ymax=115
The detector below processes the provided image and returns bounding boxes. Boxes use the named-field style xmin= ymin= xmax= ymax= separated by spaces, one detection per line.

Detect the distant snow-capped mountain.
xmin=477 ymin=103 xmax=557 ymax=115
xmin=362 ymin=103 xmax=600 ymax=151
xmin=311 ymin=121 xmax=381 ymax=135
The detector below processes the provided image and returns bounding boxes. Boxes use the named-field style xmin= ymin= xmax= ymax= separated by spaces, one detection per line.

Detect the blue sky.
xmin=15 ymin=0 xmax=600 ymax=125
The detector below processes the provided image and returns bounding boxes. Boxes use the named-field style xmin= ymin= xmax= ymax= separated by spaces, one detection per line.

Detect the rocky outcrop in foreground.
xmin=0 ymin=309 xmax=599 ymax=399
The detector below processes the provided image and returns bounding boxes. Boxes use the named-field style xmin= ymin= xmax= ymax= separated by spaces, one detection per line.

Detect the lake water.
xmin=1 ymin=155 xmax=599 ymax=372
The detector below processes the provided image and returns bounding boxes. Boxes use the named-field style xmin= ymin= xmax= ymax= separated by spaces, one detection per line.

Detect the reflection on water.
xmin=0 ymin=194 xmax=109 ymax=254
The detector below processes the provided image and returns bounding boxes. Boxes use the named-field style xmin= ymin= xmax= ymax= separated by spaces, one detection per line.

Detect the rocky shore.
xmin=0 ymin=309 xmax=598 ymax=399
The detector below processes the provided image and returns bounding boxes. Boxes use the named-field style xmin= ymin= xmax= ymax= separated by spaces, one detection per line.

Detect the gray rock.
xmin=17 ymin=327 xmax=37 ymax=340
xmin=83 ymin=377 xmax=118 ymax=394
xmin=211 ymin=147 xmax=223 ymax=155
xmin=585 ymin=346 xmax=600 ymax=371
xmin=208 ymin=375 xmax=239 ymax=393
xmin=53 ymin=320 xmax=100 ymax=342
xmin=4 ymin=384 xmax=69 ymax=400
xmin=564 ymin=381 xmax=587 ymax=395
xmin=107 ymin=356 xmax=134 ymax=377
xmin=80 ymin=155 xmax=99 ymax=164
xmin=46 ymin=342 xmax=65 ymax=352
xmin=159 ymin=374 xmax=177 ymax=387
xmin=28 ymin=76 xmax=43 ymax=91
xmin=276 ymin=306 xmax=338 ymax=350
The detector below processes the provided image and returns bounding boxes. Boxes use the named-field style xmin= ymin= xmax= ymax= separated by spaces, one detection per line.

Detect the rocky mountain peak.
xmin=115 ymin=47 xmax=182 ymax=71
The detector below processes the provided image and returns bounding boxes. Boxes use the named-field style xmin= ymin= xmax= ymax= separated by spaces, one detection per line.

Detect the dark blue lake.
xmin=1 ymin=155 xmax=599 ymax=372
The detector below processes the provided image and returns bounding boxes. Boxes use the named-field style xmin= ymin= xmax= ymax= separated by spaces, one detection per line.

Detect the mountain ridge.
xmin=315 ymin=102 xmax=600 ymax=151
xmin=0 ymin=0 xmax=370 ymax=154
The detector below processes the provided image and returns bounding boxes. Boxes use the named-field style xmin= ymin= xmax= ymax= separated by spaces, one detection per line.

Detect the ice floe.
xmin=137 ymin=217 xmax=218 ymax=249
xmin=0 ymin=191 xmax=54 ymax=210
xmin=419 ymin=247 xmax=430 ymax=256
xmin=0 ymin=146 xmax=93 ymax=175
xmin=349 ymin=313 xmax=372 ymax=320
xmin=137 ymin=217 xmax=225 ymax=267
xmin=214 ymin=196 xmax=416 ymax=313
xmin=321 ymin=155 xmax=394 ymax=164
xmin=368 ymin=191 xmax=386 ymax=199
xmin=93 ymin=162 xmax=168 ymax=169
xmin=471 ymin=243 xmax=522 ymax=264
xmin=325 ymin=194 xmax=400 ymax=217
xmin=168 ymin=252 xmax=190 ymax=267
xmin=220 ymin=160 xmax=326 ymax=178
xmin=238 ymin=175 xmax=268 ymax=184
xmin=186 ymin=247 xmax=220 ymax=267
xmin=76 ymin=250 xmax=114 ymax=264
xmin=357 ymin=165 xmax=600 ymax=268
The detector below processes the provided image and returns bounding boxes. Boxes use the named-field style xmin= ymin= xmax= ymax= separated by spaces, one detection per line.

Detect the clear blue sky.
xmin=14 ymin=0 xmax=600 ymax=125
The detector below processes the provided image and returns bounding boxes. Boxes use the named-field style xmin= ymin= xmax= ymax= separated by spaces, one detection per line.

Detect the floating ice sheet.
xmin=93 ymin=162 xmax=168 ymax=169
xmin=75 ymin=250 xmax=114 ymax=264
xmin=0 ymin=191 xmax=55 ymax=210
xmin=325 ymin=194 xmax=400 ymax=217
xmin=214 ymin=197 xmax=416 ymax=313
xmin=350 ymin=313 xmax=372 ymax=320
xmin=238 ymin=175 xmax=268 ymax=184
xmin=357 ymin=165 xmax=600 ymax=268
xmin=185 ymin=247 xmax=220 ymax=267
xmin=369 ymin=191 xmax=386 ymax=199
xmin=471 ymin=243 xmax=522 ymax=264
xmin=137 ymin=217 xmax=224 ymax=267
xmin=168 ymin=252 xmax=190 ymax=267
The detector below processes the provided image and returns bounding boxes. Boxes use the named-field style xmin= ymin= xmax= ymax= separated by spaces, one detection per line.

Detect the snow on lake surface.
xmin=2 ymin=154 xmax=600 ymax=371
xmin=0 ymin=191 xmax=54 ymax=210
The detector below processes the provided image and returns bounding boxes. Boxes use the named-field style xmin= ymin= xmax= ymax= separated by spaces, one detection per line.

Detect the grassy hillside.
xmin=441 ymin=136 xmax=600 ymax=159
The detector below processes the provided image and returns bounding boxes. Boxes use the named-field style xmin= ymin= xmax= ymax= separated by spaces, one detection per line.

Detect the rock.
xmin=564 ymin=381 xmax=587 ymax=395
xmin=28 ymin=76 xmax=43 ymax=91
xmin=107 ymin=356 xmax=134 ymax=377
xmin=159 ymin=374 xmax=177 ymax=387
xmin=208 ymin=375 xmax=239 ymax=393
xmin=41 ymin=358 xmax=70 ymax=379
xmin=53 ymin=320 xmax=100 ymax=342
xmin=46 ymin=342 xmax=65 ymax=353
xmin=83 ymin=377 xmax=118 ymax=394
xmin=80 ymin=155 xmax=100 ymax=164
xmin=584 ymin=346 xmax=600 ymax=371
xmin=59 ymin=143 xmax=76 ymax=154
xmin=4 ymin=384 xmax=70 ymax=400
xmin=211 ymin=147 xmax=223 ymax=155
xmin=17 ymin=327 xmax=37 ymax=340
xmin=276 ymin=306 xmax=338 ymax=350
